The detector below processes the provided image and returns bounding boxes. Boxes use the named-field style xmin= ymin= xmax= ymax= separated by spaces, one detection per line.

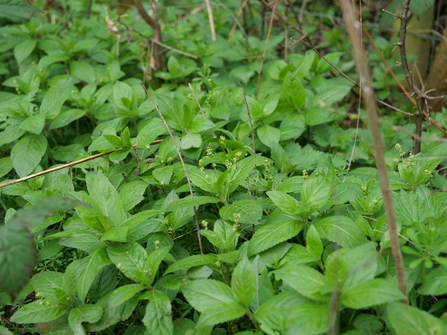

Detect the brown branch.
xmin=339 ymin=0 xmax=408 ymax=304
xmin=256 ymin=0 xmax=279 ymax=97
xmin=0 ymin=140 xmax=163 ymax=189
xmin=133 ymin=0 xmax=163 ymax=71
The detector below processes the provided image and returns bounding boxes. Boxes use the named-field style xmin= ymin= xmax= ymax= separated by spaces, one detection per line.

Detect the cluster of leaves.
xmin=1 ymin=1 xmax=447 ymax=335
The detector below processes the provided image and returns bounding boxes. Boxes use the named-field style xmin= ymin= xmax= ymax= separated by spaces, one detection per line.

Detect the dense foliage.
xmin=1 ymin=0 xmax=447 ymax=334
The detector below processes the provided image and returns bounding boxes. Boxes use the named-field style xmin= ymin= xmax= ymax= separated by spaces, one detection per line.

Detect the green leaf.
xmin=156 ymin=95 xmax=184 ymax=131
xmin=219 ymin=199 xmax=262 ymax=224
xmin=135 ymin=118 xmax=166 ymax=148
xmin=301 ymin=159 xmax=335 ymax=212
xmin=293 ymin=50 xmax=315 ymax=78
xmin=267 ymin=191 xmax=301 ymax=216
xmin=0 ymin=156 xmax=13 ymax=179
xmin=19 ymin=113 xmax=45 ymax=134
xmin=0 ymin=0 xmax=40 ymax=21
xmin=101 ymin=227 xmax=129 ymax=242
xmin=386 ymin=302 xmax=447 ymax=335
xmin=231 ymin=257 xmax=256 ymax=306
xmin=104 ymin=134 xmax=122 ymax=147
xmin=107 ymin=242 xmax=147 ymax=283
xmin=70 ymin=61 xmax=96 ymax=84
xmin=145 ymin=247 xmax=170 ymax=285
xmin=88 ymin=264 xmax=118 ymax=303
xmin=229 ymin=155 xmax=263 ymax=193
xmin=166 ymin=196 xmax=220 ymax=212
xmin=41 ymin=79 xmax=72 ymax=121
xmin=181 ymin=132 xmax=202 ymax=149
xmin=119 ymin=180 xmax=149 ymax=212
xmin=255 ymin=291 xmax=310 ymax=332
xmin=152 ymin=165 xmax=173 ymax=185
xmin=314 ymin=216 xmax=367 ymax=248
xmin=0 ymin=223 xmax=36 ymax=300
xmin=275 ymin=265 xmax=331 ymax=300
xmin=37 ymin=53 xmax=70 ymax=70
xmin=187 ymin=165 xmax=218 ymax=193
xmin=86 ymin=171 xmax=127 ymax=226
xmin=418 ymin=266 xmax=447 ymax=295
xmin=14 ymin=38 xmax=36 ymax=64
xmin=31 ymin=271 xmax=67 ymax=303
xmin=341 ymin=279 xmax=405 ymax=309
xmin=68 ymin=304 xmax=103 ymax=332
xmin=11 ymin=134 xmax=47 ymax=178
xmin=282 ymin=72 xmax=305 ymax=109
xmin=11 ymin=301 xmax=69 ymax=323
xmin=142 ymin=290 xmax=173 ymax=335
xmin=306 ymin=225 xmax=323 ymax=259
xmin=197 ymin=301 xmax=245 ymax=327
xmin=181 ymin=279 xmax=236 ymax=313
xmin=164 ymin=254 xmax=217 ymax=274
xmin=76 ymin=247 xmax=111 ymax=302
xmin=287 ymin=303 xmax=330 ymax=335
xmin=249 ymin=216 xmax=302 ymax=256
xmin=109 ymin=284 xmax=145 ymax=308
xmin=257 ymin=124 xmax=280 ymax=147
xmin=410 ymin=0 xmax=434 ymax=19
xmin=0 ymin=326 xmax=13 ymax=335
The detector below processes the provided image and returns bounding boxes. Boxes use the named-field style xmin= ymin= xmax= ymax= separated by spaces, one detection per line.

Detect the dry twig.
xmin=340 ymin=0 xmax=408 ymax=304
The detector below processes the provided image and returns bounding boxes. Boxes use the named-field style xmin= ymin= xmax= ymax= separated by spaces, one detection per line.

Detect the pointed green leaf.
xmin=248 ymin=220 xmax=302 ymax=256
xmin=14 ymin=38 xmax=36 ymax=64
xmin=166 ymin=196 xmax=219 ymax=212
xmin=306 ymin=225 xmax=323 ymax=259
xmin=314 ymin=216 xmax=367 ymax=248
xmin=219 ymin=199 xmax=262 ymax=224
xmin=386 ymin=302 xmax=447 ymax=335
xmin=267 ymin=191 xmax=301 ymax=216
xmin=136 ymin=118 xmax=167 ymax=148
xmin=19 ymin=113 xmax=45 ymax=134
xmin=86 ymin=171 xmax=126 ymax=226
xmin=70 ymin=61 xmax=96 ymax=84
xmin=142 ymin=290 xmax=173 ymax=335
xmin=41 ymin=79 xmax=72 ymax=121
xmin=418 ymin=266 xmax=447 ymax=295
xmin=68 ymin=304 xmax=103 ymax=332
xmin=11 ymin=301 xmax=69 ymax=324
xmin=107 ymin=242 xmax=147 ymax=283
xmin=275 ymin=265 xmax=331 ymax=300
xmin=11 ymin=134 xmax=47 ymax=178
xmin=181 ymin=279 xmax=236 ymax=313
xmin=231 ymin=257 xmax=256 ymax=306
xmin=341 ymin=279 xmax=405 ymax=309
xmin=109 ymin=284 xmax=146 ymax=308
xmin=164 ymin=254 xmax=217 ymax=275
xmin=197 ymin=301 xmax=245 ymax=327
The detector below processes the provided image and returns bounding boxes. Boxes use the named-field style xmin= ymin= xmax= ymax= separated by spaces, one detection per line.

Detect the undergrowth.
xmin=1 ymin=0 xmax=447 ymax=334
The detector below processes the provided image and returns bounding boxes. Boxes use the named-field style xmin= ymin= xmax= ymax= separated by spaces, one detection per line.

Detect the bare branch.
xmin=340 ymin=0 xmax=408 ymax=304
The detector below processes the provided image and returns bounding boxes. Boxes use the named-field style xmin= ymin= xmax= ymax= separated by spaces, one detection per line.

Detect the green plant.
xmin=2 ymin=0 xmax=447 ymax=334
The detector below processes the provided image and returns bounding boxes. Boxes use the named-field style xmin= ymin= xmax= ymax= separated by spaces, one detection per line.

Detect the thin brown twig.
xmin=340 ymin=0 xmax=408 ymax=304
xmin=256 ymin=0 xmax=279 ymax=97
xmin=204 ymin=0 xmax=216 ymax=41
xmin=362 ymin=24 xmax=447 ymax=136
xmin=141 ymin=83 xmax=204 ymax=255
xmin=0 ymin=140 xmax=163 ymax=189
xmin=238 ymin=80 xmax=256 ymax=154
xmin=228 ymin=0 xmax=249 ymax=42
